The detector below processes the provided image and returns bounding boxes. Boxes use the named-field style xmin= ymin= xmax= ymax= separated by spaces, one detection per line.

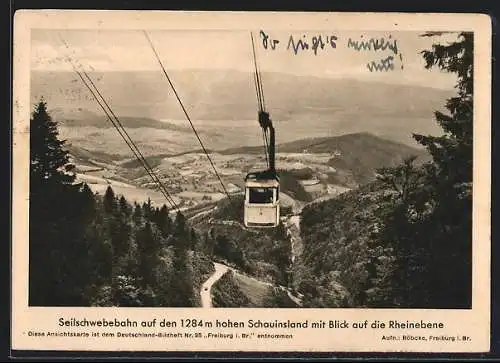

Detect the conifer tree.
xmin=119 ymin=195 xmax=131 ymax=218
xmin=103 ymin=186 xmax=116 ymax=215
xmin=371 ymin=32 xmax=474 ymax=307
xmin=189 ymin=228 xmax=198 ymax=250
xmin=372 ymin=156 xmax=429 ymax=305
xmin=80 ymin=183 xmax=96 ymax=219
xmin=203 ymin=231 xmax=214 ymax=257
xmin=173 ymin=211 xmax=187 ymax=239
xmin=416 ymin=32 xmax=473 ymax=183
xmin=133 ymin=202 xmax=143 ymax=226
xmin=156 ymin=204 xmax=172 ymax=239
xmin=169 ymin=212 xmax=195 ymax=306
xmin=142 ymin=198 xmax=153 ymax=221
xmin=30 ymin=100 xmax=75 ymax=190
xmin=29 ymin=100 xmax=85 ymax=305
xmin=411 ymin=32 xmax=474 ymax=307
xmin=137 ymin=221 xmax=160 ymax=289
xmin=113 ymin=213 xmax=131 ymax=262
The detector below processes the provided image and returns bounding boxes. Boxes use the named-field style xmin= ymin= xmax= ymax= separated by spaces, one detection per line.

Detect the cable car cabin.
xmin=244 ymin=171 xmax=280 ymax=228
xmin=244 ymin=34 xmax=280 ymax=228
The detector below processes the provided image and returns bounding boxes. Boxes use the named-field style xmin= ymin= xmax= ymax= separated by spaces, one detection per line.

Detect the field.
xmin=65 ymin=129 xmax=426 ymax=218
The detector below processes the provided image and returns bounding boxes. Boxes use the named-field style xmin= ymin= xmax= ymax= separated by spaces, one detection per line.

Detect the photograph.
xmin=27 ymin=25 xmax=475 ymax=310
xmin=11 ymin=10 xmax=493 ymax=354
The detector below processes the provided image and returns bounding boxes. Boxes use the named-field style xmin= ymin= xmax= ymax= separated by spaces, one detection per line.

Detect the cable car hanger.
xmin=243 ymin=32 xmax=280 ymax=228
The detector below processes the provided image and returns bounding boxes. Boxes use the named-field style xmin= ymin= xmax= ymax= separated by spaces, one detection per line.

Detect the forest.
xmin=295 ymin=32 xmax=474 ymax=308
xmin=28 ymin=100 xmax=292 ymax=307
xmin=29 ymin=101 xmax=216 ymax=306
xmin=198 ymin=195 xmax=293 ymax=287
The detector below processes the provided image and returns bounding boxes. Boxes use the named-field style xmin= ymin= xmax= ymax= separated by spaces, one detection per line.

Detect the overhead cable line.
xmin=250 ymin=32 xmax=266 ymax=112
xmin=252 ymin=61 xmax=263 ymax=112
xmin=80 ymin=70 xmax=180 ymax=211
xmin=253 ymin=64 xmax=269 ymax=167
xmin=251 ymin=32 xmax=270 ymax=168
xmin=142 ymin=30 xmax=234 ymax=205
xmin=58 ymin=34 xmax=180 ymax=212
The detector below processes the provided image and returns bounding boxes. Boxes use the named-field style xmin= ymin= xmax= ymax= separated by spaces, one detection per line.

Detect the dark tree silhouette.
xmin=296 ymin=33 xmax=474 ymax=309
xmin=412 ymin=32 xmax=474 ymax=307
xmin=103 ymin=185 xmax=116 ymax=215
xmin=137 ymin=221 xmax=160 ymax=288
xmin=30 ymin=100 xmax=74 ymax=189
xmin=29 ymin=100 xmax=86 ymax=305
xmin=169 ymin=212 xmax=196 ymax=307
xmin=155 ymin=204 xmax=172 ymax=239
xmin=369 ymin=32 xmax=474 ymax=307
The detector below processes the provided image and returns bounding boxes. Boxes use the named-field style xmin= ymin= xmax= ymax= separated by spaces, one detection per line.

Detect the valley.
xmin=65 ymin=131 xmax=426 ymax=308
xmin=32 ymin=69 xmax=444 ymax=308
xmin=70 ymin=132 xmax=424 ymax=213
xmin=62 ymin=111 xmax=430 ymax=303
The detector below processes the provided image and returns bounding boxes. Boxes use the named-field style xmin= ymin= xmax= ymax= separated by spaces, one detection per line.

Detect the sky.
xmin=31 ymin=29 xmax=460 ymax=89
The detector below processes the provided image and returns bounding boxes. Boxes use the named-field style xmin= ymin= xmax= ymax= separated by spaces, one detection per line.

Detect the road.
xmin=200 ymin=262 xmax=229 ymax=308
xmin=199 ymin=260 xmax=302 ymax=307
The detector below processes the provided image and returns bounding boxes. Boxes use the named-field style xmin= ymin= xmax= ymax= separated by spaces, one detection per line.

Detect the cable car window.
xmin=248 ymin=187 xmax=274 ymax=204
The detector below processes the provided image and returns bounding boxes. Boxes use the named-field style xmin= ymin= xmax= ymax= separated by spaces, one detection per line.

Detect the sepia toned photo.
xmin=12 ymin=11 xmax=491 ymax=353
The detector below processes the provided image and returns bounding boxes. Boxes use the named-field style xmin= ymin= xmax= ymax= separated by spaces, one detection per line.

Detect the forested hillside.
xmin=29 ymin=100 xmax=294 ymax=307
xmin=189 ymin=195 xmax=292 ymax=287
xmin=221 ymin=133 xmax=429 ymax=187
xmin=29 ymin=101 xmax=213 ymax=307
xmin=295 ymin=32 xmax=474 ymax=309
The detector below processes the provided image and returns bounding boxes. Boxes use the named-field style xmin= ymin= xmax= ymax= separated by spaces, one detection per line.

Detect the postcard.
xmin=11 ymin=10 xmax=491 ymax=353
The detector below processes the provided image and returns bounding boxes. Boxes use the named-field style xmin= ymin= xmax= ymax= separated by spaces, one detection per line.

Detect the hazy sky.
xmin=31 ymin=29 xmax=460 ymax=89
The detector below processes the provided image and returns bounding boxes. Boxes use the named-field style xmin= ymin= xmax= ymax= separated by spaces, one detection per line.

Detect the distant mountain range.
xmin=32 ymin=69 xmax=453 ymax=148
xmin=49 ymin=107 xmax=191 ymax=132
xmin=31 ymin=70 xmax=454 ymax=152
xmin=32 ymin=69 xmax=453 ymax=118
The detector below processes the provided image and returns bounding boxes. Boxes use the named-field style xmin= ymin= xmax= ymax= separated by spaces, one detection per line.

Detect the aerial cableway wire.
xmin=251 ymin=32 xmax=270 ymax=169
xmin=58 ymin=35 xmax=180 ymax=212
xmin=72 ymin=68 xmax=179 ymax=211
xmin=250 ymin=32 xmax=266 ymax=112
xmin=142 ymin=30 xmax=236 ymax=208
xmin=80 ymin=71 xmax=180 ymax=212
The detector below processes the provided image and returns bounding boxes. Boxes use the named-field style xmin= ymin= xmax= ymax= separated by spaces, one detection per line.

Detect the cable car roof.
xmin=245 ymin=179 xmax=280 ymax=188
xmin=245 ymin=170 xmax=279 ymax=182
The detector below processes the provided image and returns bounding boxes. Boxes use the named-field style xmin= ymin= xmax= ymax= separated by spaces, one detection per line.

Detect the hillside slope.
xmin=221 ymin=132 xmax=426 ymax=155
xmin=223 ymin=132 xmax=430 ymax=186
